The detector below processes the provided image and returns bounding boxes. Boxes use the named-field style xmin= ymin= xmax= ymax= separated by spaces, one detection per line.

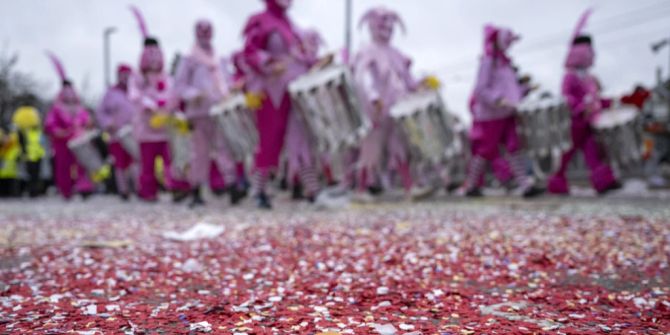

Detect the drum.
xmin=390 ymin=90 xmax=456 ymax=164
xmin=289 ymin=65 xmax=371 ymax=153
xmin=117 ymin=125 xmax=140 ymax=160
xmin=167 ymin=115 xmax=192 ymax=179
xmin=67 ymin=130 xmax=105 ymax=176
xmin=210 ymin=93 xmax=259 ymax=162
xmin=593 ymin=106 xmax=644 ymax=168
xmin=517 ymin=95 xmax=572 ymax=178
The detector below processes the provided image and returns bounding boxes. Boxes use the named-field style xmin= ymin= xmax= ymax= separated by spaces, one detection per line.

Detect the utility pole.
xmin=344 ymin=0 xmax=352 ymax=63
xmin=651 ymin=37 xmax=670 ymax=83
xmin=103 ymin=27 xmax=117 ymax=89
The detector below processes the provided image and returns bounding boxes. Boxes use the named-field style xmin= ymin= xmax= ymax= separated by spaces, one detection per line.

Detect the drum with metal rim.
xmin=289 ymin=64 xmax=371 ymax=153
xmin=390 ymin=90 xmax=457 ymax=164
xmin=592 ymin=106 xmax=643 ymax=169
xmin=67 ymin=130 xmax=105 ymax=176
xmin=210 ymin=93 xmax=259 ymax=163
xmin=517 ymin=95 xmax=572 ymax=179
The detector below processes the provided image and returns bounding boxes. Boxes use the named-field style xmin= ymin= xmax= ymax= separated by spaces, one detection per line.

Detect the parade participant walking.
xmin=352 ymin=7 xmax=420 ymax=201
xmin=174 ymin=19 xmax=246 ymax=208
xmin=547 ymin=10 xmax=621 ymax=195
xmin=44 ymin=53 xmax=96 ymax=200
xmin=129 ymin=6 xmax=190 ymax=202
xmin=240 ymin=0 xmax=314 ymax=209
xmin=459 ymin=25 xmax=542 ymax=198
xmin=13 ymin=106 xmax=47 ymax=197
xmin=96 ymin=64 xmax=137 ymax=200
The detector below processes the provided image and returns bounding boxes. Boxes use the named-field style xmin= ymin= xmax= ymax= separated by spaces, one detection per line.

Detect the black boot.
xmin=292 ymin=183 xmax=304 ymax=200
xmin=189 ymin=187 xmax=206 ymax=208
xmin=256 ymin=192 xmax=272 ymax=210
xmin=228 ymin=185 xmax=247 ymax=206
xmin=172 ymin=190 xmax=189 ymax=203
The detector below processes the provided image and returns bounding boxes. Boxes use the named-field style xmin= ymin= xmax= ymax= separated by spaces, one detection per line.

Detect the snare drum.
xmin=517 ymin=95 xmax=572 ymax=178
xmin=117 ymin=125 xmax=140 ymax=160
xmin=592 ymin=106 xmax=643 ymax=168
xmin=210 ymin=93 xmax=259 ymax=162
xmin=289 ymin=65 xmax=371 ymax=153
xmin=390 ymin=90 xmax=456 ymax=164
xmin=67 ymin=130 xmax=105 ymax=176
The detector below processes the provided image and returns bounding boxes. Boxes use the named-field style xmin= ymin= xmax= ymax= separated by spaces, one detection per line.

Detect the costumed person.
xmin=459 ymin=25 xmax=543 ymax=198
xmin=0 ymin=127 xmax=21 ymax=197
xmin=546 ymin=10 xmax=621 ymax=195
xmin=96 ymin=64 xmax=138 ymax=200
xmin=283 ymin=27 xmax=335 ymax=202
xmin=240 ymin=0 xmax=317 ymax=209
xmin=129 ymin=6 xmax=190 ymax=202
xmin=352 ymin=7 xmax=429 ymax=201
xmin=44 ymin=52 xmax=96 ymax=199
xmin=174 ymin=19 xmax=246 ymax=207
xmin=13 ymin=106 xmax=47 ymax=197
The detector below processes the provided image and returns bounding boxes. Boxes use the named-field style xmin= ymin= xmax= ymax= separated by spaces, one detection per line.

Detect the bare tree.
xmin=0 ymin=46 xmax=46 ymax=129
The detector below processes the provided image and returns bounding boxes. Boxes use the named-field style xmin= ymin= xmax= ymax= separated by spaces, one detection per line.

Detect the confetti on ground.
xmin=1 ymin=195 xmax=669 ymax=334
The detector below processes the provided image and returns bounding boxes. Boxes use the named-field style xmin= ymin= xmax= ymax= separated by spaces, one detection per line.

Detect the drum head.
xmin=593 ymin=107 xmax=638 ymax=129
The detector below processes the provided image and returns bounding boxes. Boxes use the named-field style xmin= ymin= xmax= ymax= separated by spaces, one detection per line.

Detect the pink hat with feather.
xmin=46 ymin=51 xmax=79 ymax=104
xmin=566 ymin=9 xmax=595 ymax=69
xmin=129 ymin=5 xmax=164 ymax=73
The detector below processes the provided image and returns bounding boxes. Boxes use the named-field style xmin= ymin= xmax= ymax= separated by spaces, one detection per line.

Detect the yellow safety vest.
xmin=0 ymin=133 xmax=20 ymax=179
xmin=23 ymin=128 xmax=46 ymax=162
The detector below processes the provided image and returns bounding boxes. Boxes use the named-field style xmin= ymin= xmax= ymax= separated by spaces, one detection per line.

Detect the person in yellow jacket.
xmin=12 ymin=106 xmax=47 ymax=197
xmin=0 ymin=128 xmax=21 ymax=197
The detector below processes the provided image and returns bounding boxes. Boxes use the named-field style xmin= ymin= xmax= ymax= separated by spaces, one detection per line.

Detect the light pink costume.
xmin=44 ymin=53 xmax=95 ymax=199
xmin=547 ymin=10 xmax=618 ymax=194
xmin=240 ymin=0 xmax=313 ymax=196
xmin=353 ymin=7 xmax=416 ymax=191
xmin=283 ymin=28 xmax=326 ymax=196
xmin=129 ymin=6 xmax=190 ymax=200
xmin=173 ymin=20 xmax=238 ymax=190
xmin=96 ymin=64 xmax=137 ymax=196
xmin=462 ymin=25 xmax=535 ymax=193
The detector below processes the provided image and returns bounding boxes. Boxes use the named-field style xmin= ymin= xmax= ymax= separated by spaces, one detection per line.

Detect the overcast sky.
xmin=1 ymin=0 xmax=669 ymax=122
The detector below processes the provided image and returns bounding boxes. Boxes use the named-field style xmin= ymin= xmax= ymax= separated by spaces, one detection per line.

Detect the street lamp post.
xmin=103 ymin=27 xmax=117 ymax=89
xmin=344 ymin=0 xmax=352 ymax=63
xmin=652 ymin=37 xmax=670 ymax=83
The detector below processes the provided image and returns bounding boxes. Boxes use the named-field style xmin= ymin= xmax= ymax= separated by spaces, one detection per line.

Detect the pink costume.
xmin=547 ymin=10 xmax=618 ymax=194
xmin=240 ymin=0 xmax=312 ymax=205
xmin=44 ymin=53 xmax=95 ymax=199
xmin=129 ymin=6 xmax=190 ymax=201
xmin=173 ymin=20 xmax=240 ymax=195
xmin=283 ymin=28 xmax=326 ymax=198
xmin=96 ymin=64 xmax=137 ymax=197
xmin=462 ymin=25 xmax=538 ymax=196
xmin=353 ymin=7 xmax=416 ymax=192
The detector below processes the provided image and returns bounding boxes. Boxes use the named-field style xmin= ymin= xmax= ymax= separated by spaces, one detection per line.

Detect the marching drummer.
xmin=128 ymin=6 xmax=191 ymax=202
xmin=44 ymin=53 xmax=96 ymax=200
xmin=459 ymin=24 xmax=543 ymax=198
xmin=173 ymin=19 xmax=247 ymax=208
xmin=352 ymin=6 xmax=432 ymax=201
xmin=96 ymin=64 xmax=137 ymax=201
xmin=240 ymin=0 xmax=318 ymax=209
xmin=546 ymin=10 xmax=621 ymax=195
